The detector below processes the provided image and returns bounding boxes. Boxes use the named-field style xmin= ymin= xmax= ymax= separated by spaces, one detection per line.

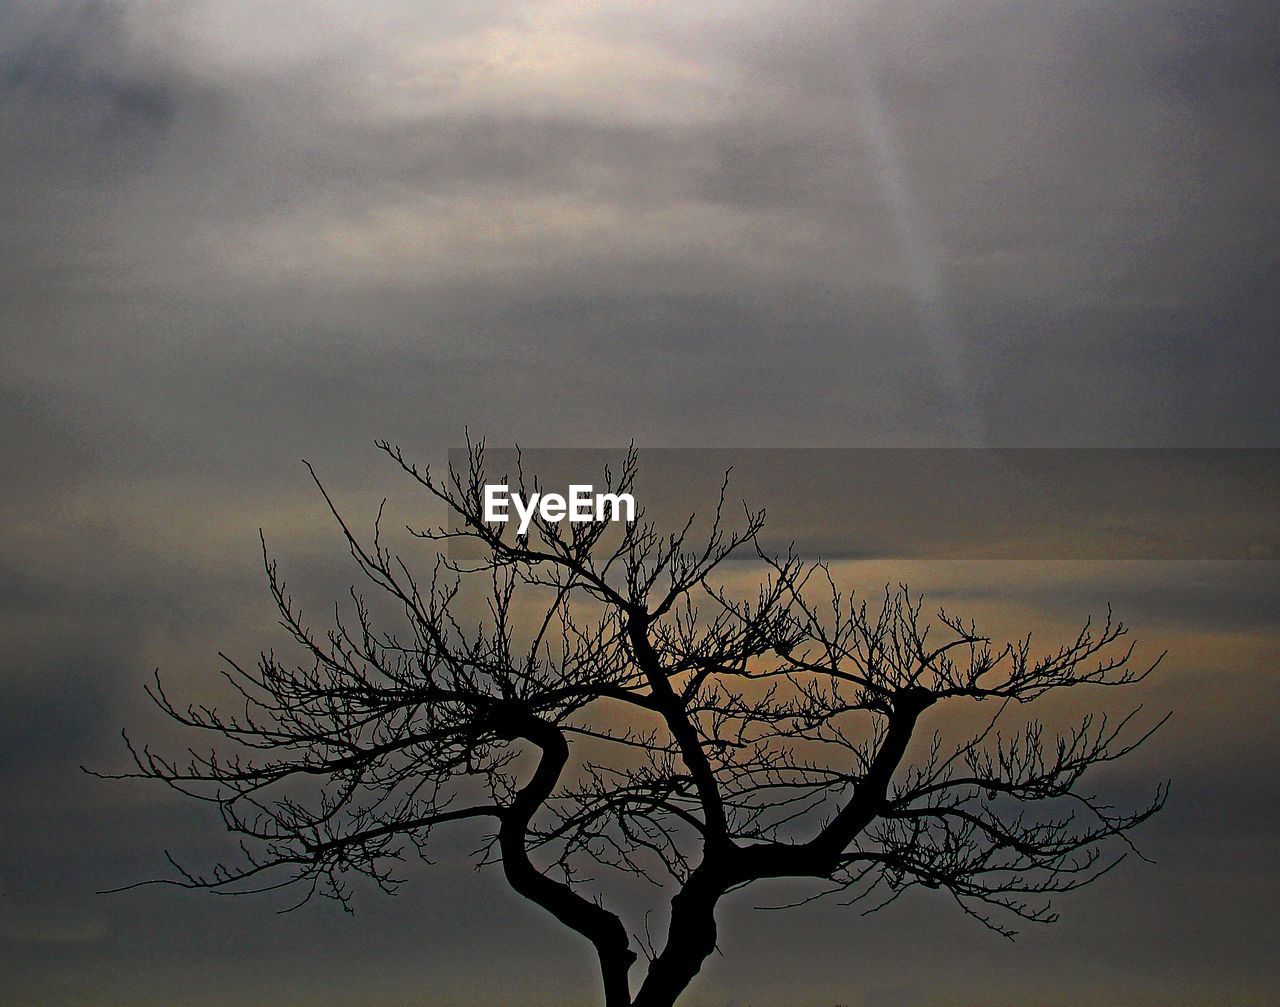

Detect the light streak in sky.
xmin=848 ymin=48 xmax=986 ymax=445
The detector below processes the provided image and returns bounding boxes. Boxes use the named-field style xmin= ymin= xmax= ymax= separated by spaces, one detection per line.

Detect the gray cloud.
xmin=2 ymin=1 xmax=1277 ymax=1004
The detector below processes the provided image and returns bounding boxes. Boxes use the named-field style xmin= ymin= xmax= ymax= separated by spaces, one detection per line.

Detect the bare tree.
xmin=98 ymin=441 xmax=1168 ymax=1007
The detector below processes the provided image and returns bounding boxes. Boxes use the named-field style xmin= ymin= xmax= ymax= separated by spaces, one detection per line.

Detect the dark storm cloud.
xmin=0 ymin=2 xmax=179 ymax=171
xmin=1 ymin=38 xmax=175 ymax=130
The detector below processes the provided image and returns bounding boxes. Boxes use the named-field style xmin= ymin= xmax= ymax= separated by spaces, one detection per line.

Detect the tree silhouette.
xmin=100 ymin=441 xmax=1168 ymax=1007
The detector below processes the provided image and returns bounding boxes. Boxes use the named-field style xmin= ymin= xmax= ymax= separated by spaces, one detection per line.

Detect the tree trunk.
xmin=630 ymin=869 xmax=725 ymax=1007
xmin=495 ymin=713 xmax=637 ymax=1007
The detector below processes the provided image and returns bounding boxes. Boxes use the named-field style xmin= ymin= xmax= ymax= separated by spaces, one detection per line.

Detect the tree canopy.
xmin=101 ymin=441 xmax=1168 ymax=1007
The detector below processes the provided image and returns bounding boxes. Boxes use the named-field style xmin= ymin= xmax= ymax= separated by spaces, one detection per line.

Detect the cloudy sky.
xmin=1 ymin=2 xmax=1277 ymax=1005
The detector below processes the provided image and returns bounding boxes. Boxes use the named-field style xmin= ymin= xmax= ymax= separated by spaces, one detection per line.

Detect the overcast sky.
xmin=2 ymin=2 xmax=1277 ymax=1005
